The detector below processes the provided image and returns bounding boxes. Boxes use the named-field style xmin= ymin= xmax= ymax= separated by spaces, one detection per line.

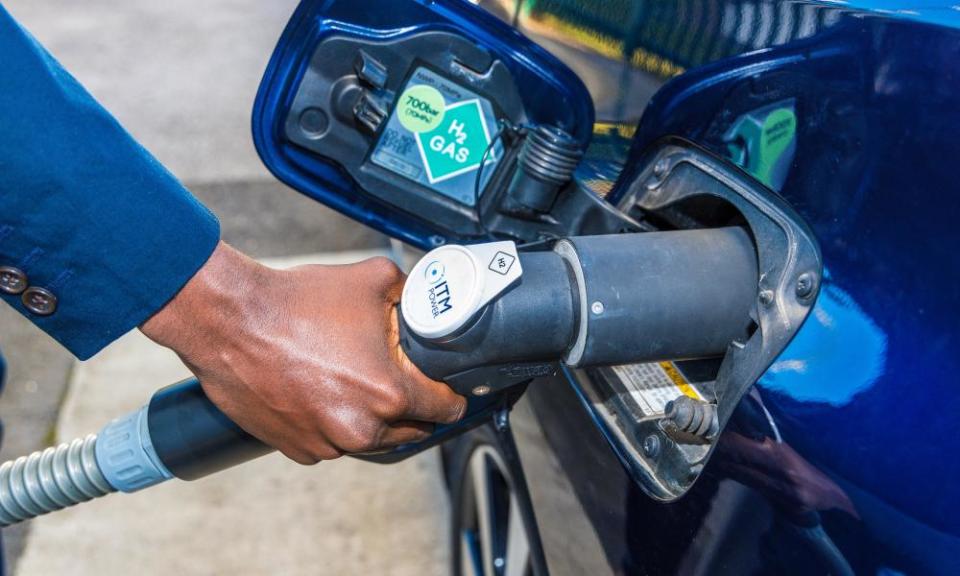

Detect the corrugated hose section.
xmin=0 ymin=434 xmax=115 ymax=526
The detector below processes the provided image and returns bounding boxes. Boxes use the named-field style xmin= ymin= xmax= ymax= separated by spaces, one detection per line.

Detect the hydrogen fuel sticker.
xmin=371 ymin=67 xmax=503 ymax=206
xmin=611 ymin=362 xmax=705 ymax=416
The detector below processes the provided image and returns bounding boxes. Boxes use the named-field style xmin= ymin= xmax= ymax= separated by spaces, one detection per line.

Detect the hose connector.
xmin=96 ymin=405 xmax=173 ymax=493
xmin=0 ymin=405 xmax=173 ymax=527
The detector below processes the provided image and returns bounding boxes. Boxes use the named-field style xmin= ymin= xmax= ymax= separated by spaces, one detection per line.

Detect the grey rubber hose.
xmin=0 ymin=434 xmax=115 ymax=526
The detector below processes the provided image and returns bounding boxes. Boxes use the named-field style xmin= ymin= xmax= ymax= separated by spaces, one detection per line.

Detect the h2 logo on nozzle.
xmin=424 ymin=260 xmax=452 ymax=319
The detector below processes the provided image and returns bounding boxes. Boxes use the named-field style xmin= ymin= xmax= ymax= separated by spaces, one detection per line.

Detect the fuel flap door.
xmin=252 ymin=0 xmax=596 ymax=250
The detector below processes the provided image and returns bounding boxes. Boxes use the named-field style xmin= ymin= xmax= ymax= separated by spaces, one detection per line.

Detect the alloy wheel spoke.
xmin=504 ymin=494 xmax=530 ymax=576
xmin=470 ymin=453 xmax=496 ymax=576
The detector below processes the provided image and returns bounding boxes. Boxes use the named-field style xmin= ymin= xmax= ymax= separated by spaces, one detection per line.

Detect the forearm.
xmin=0 ymin=6 xmax=219 ymax=359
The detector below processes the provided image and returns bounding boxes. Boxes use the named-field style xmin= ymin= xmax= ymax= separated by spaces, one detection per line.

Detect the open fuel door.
xmin=252 ymin=0 xmax=599 ymax=250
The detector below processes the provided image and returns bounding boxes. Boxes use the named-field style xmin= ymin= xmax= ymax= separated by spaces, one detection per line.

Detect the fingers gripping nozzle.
xmin=399 ymin=227 xmax=759 ymax=396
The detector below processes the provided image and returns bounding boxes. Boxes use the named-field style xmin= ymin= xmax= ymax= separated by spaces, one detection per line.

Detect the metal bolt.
xmin=642 ymin=434 xmax=661 ymax=458
xmin=653 ymin=158 xmax=670 ymax=178
xmin=759 ymin=289 xmax=775 ymax=306
xmin=646 ymin=159 xmax=671 ymax=191
xmin=591 ymin=301 xmax=605 ymax=315
xmin=795 ymin=272 xmax=815 ymax=299
xmin=429 ymin=235 xmax=446 ymax=247
xmin=472 ymin=385 xmax=491 ymax=396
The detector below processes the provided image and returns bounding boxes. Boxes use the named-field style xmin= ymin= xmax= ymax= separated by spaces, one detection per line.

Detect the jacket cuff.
xmin=0 ymin=203 xmax=220 ymax=361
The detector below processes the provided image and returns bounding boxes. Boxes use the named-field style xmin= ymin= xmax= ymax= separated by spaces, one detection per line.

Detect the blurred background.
xmin=0 ymin=2 xmax=448 ymax=574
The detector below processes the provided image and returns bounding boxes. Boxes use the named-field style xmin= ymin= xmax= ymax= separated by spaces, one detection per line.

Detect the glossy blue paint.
xmin=760 ymin=271 xmax=888 ymax=406
xmin=251 ymin=0 xmax=593 ymax=250
xmin=608 ymin=6 xmax=960 ymax=573
xmin=840 ymin=1 xmax=960 ymax=28
xmin=462 ymin=1 xmax=959 ymax=573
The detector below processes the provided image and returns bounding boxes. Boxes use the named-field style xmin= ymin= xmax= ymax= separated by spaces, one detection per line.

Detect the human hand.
xmin=141 ymin=242 xmax=466 ymax=464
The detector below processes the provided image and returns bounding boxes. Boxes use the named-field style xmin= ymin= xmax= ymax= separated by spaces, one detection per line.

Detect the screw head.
xmin=653 ymin=158 xmax=670 ymax=178
xmin=642 ymin=434 xmax=661 ymax=458
xmin=759 ymin=289 xmax=775 ymax=306
xmin=646 ymin=159 xmax=671 ymax=191
xmin=472 ymin=385 xmax=491 ymax=396
xmin=591 ymin=301 xmax=605 ymax=315
xmin=795 ymin=272 xmax=816 ymax=299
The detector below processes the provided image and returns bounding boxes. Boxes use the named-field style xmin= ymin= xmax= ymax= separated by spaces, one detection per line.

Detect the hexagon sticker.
xmin=415 ymin=99 xmax=495 ymax=184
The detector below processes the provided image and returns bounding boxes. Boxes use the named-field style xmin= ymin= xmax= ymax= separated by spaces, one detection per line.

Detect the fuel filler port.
xmin=398 ymin=139 xmax=822 ymax=500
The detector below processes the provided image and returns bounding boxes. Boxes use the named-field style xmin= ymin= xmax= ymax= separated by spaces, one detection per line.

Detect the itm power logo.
xmin=424 ymin=260 xmax=452 ymax=319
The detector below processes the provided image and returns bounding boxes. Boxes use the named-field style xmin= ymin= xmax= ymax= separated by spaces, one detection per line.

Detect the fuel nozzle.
xmin=0 ymin=227 xmax=759 ymax=528
xmin=400 ymin=227 xmax=759 ymax=396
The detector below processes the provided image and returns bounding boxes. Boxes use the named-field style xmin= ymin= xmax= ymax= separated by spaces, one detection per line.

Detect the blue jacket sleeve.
xmin=0 ymin=8 xmax=220 ymax=360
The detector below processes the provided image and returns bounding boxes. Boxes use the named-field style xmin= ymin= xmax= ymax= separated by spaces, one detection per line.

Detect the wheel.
xmin=449 ymin=426 xmax=534 ymax=576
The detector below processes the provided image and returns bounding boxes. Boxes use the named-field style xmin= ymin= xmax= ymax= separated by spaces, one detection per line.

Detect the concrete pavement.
xmin=3 ymin=0 xmax=298 ymax=185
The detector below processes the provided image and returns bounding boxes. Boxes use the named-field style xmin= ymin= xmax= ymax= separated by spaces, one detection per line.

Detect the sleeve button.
xmin=0 ymin=267 xmax=28 ymax=295
xmin=22 ymin=286 xmax=57 ymax=316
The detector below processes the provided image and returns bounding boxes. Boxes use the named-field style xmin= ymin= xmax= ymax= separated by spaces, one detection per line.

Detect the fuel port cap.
xmin=401 ymin=241 xmax=522 ymax=340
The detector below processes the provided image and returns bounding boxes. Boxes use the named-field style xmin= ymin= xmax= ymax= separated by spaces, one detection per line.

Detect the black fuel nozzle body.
xmin=400 ymin=227 xmax=758 ymax=396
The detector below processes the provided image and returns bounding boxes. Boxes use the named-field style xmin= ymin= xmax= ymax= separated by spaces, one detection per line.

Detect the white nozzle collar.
xmin=401 ymin=241 xmax=522 ymax=340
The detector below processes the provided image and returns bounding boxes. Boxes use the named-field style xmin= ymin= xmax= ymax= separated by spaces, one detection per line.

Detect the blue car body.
xmin=254 ymin=1 xmax=960 ymax=573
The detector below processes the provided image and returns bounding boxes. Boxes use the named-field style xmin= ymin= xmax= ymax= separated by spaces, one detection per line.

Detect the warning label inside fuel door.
xmin=611 ymin=362 xmax=706 ymax=416
xmin=371 ymin=67 xmax=503 ymax=207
